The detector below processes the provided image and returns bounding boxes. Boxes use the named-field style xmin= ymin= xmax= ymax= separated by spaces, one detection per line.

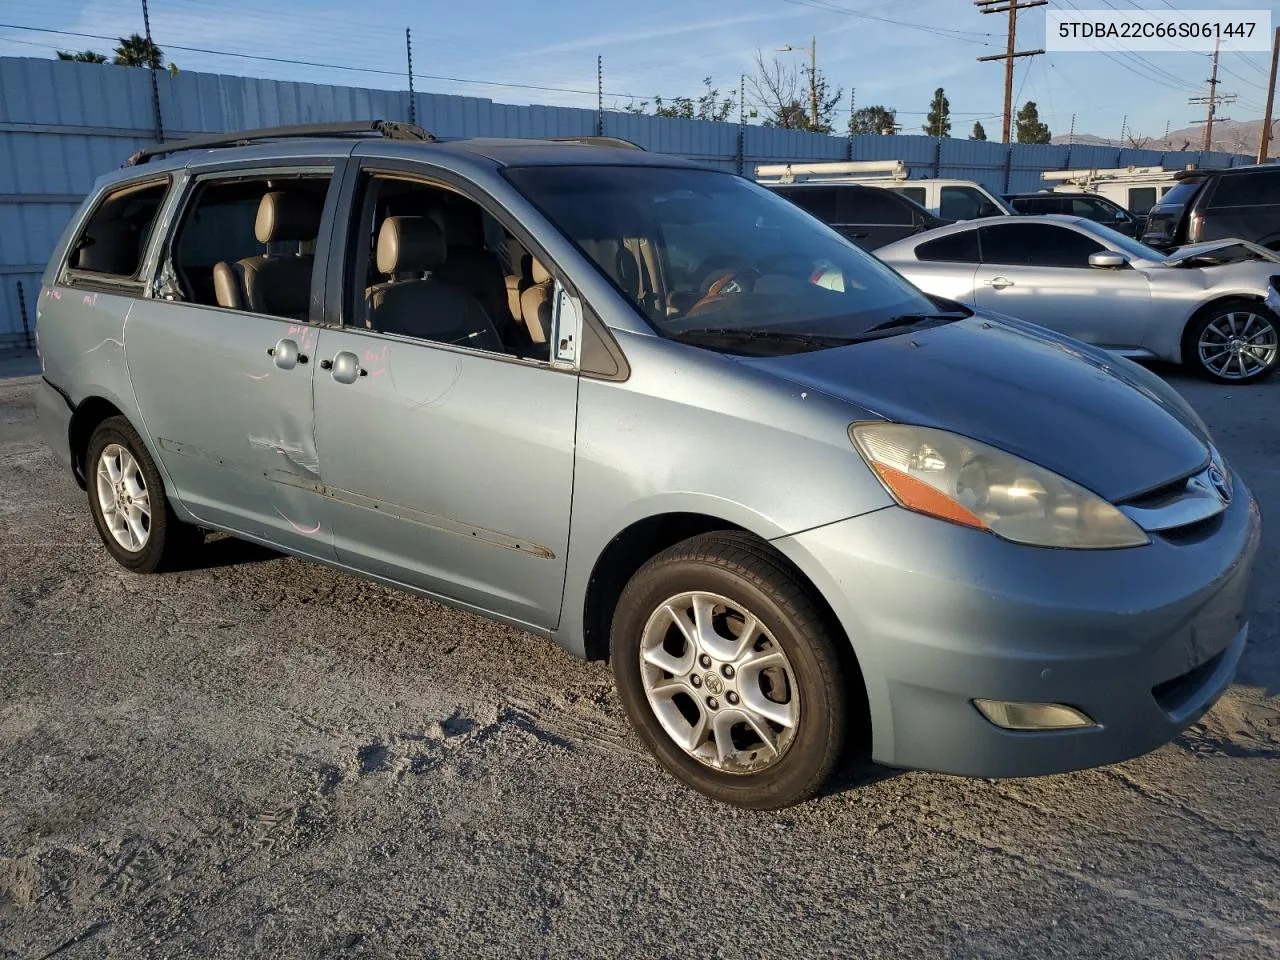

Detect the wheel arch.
xmin=1178 ymin=293 xmax=1273 ymax=365
xmin=68 ymin=396 xmax=127 ymax=489
xmin=580 ymin=513 xmax=871 ymax=751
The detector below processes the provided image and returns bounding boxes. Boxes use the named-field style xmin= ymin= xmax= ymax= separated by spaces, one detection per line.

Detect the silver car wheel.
xmin=1198 ymin=310 xmax=1279 ymax=380
xmin=639 ymin=591 xmax=800 ymax=773
xmin=95 ymin=442 xmax=151 ymax=552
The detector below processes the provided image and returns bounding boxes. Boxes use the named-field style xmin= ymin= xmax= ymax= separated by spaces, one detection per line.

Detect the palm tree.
xmin=57 ymin=50 xmax=108 ymax=63
xmin=113 ymin=34 xmax=163 ymax=69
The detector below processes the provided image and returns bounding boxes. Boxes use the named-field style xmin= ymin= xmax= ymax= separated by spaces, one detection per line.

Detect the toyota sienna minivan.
xmin=35 ymin=121 xmax=1259 ymax=808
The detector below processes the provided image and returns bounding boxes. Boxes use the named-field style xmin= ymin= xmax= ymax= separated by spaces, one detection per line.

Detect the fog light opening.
xmin=973 ymin=699 xmax=1097 ymax=731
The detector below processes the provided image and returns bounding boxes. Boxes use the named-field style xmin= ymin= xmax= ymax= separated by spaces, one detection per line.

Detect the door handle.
xmin=984 ymin=277 xmax=1015 ymax=290
xmin=329 ymin=350 xmax=366 ymax=385
xmin=267 ymin=338 xmax=308 ymax=369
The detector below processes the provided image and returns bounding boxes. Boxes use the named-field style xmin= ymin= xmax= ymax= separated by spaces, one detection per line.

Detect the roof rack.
xmin=545 ymin=136 xmax=645 ymax=150
xmin=124 ymin=120 xmax=435 ymax=167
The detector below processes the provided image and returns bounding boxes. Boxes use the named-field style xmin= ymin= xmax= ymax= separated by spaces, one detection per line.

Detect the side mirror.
xmin=1088 ymin=251 xmax=1130 ymax=269
xmin=976 ymin=202 xmax=999 ymax=218
xmin=1114 ymin=210 xmax=1129 ymax=222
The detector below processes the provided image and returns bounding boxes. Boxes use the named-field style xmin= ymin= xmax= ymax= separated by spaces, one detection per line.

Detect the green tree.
xmin=1015 ymin=101 xmax=1051 ymax=144
xmin=849 ymin=105 xmax=897 ymax=135
xmin=57 ymin=49 xmax=108 ymax=62
xmin=626 ymin=77 xmax=735 ymax=122
xmin=971 ymin=120 xmax=987 ymax=141
xmin=113 ymin=34 xmax=164 ymax=69
xmin=746 ymin=50 xmax=843 ymax=133
xmin=922 ymin=87 xmax=951 ymax=138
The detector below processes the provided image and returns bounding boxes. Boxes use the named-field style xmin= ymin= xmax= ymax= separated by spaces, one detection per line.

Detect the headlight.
xmin=850 ymin=423 xmax=1149 ymax=549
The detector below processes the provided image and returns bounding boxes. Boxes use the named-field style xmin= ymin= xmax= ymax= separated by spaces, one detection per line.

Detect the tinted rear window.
xmin=1207 ymin=170 xmax=1280 ymax=208
xmin=916 ymin=230 xmax=979 ymax=262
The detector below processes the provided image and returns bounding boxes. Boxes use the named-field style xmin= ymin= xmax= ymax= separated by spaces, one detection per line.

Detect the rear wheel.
xmin=1186 ymin=300 xmax=1278 ymax=384
xmin=611 ymin=532 xmax=848 ymax=809
xmin=86 ymin=417 xmax=199 ymax=573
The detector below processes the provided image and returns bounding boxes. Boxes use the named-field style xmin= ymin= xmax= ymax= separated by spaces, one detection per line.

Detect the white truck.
xmin=755 ymin=160 xmax=1013 ymax=221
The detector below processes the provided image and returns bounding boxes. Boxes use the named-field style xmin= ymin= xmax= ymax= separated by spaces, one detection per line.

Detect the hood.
xmin=741 ymin=317 xmax=1209 ymax=503
xmin=1164 ymin=239 xmax=1280 ymax=267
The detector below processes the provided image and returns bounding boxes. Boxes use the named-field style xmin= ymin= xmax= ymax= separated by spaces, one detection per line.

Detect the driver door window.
xmin=979 ymin=222 xmax=1103 ymax=268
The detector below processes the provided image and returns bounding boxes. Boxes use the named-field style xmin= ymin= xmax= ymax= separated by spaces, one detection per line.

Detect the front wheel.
xmin=1186 ymin=300 xmax=1279 ymax=384
xmin=611 ymin=532 xmax=849 ymax=809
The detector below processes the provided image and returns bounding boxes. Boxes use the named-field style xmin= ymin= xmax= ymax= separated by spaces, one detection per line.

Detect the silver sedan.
xmin=876 ymin=215 xmax=1280 ymax=383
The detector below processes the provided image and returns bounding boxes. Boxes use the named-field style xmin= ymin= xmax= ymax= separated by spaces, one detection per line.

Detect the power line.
xmin=777 ymin=0 xmax=997 ymax=45
xmin=0 ymin=20 xmax=674 ymax=100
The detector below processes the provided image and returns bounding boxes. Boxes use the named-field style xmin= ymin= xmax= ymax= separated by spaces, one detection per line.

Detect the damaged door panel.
xmin=312 ymin=327 xmax=578 ymax=629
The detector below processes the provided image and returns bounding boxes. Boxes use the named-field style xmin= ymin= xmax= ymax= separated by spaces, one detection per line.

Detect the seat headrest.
xmin=255 ymin=191 xmax=324 ymax=244
xmin=377 ymin=216 xmax=446 ymax=276
xmin=427 ymin=204 xmax=484 ymax=249
xmin=530 ymin=257 xmax=552 ymax=285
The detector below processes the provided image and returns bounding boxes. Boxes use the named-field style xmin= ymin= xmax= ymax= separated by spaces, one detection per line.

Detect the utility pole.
xmin=140 ymin=0 xmax=163 ymax=142
xmin=405 ymin=28 xmax=415 ymax=126
xmin=1259 ymin=26 xmax=1280 ymax=162
xmin=778 ymin=37 xmax=818 ymax=128
xmin=1189 ymin=37 xmax=1236 ymax=152
xmin=975 ymin=0 xmax=1046 ymax=144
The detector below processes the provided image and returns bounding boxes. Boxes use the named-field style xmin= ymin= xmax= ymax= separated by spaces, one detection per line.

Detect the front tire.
xmin=1185 ymin=300 xmax=1278 ymax=384
xmin=611 ymin=532 xmax=848 ymax=809
xmin=86 ymin=416 xmax=197 ymax=573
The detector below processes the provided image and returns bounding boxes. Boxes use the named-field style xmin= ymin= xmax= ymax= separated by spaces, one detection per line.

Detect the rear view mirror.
xmin=1088 ymin=251 xmax=1129 ymax=269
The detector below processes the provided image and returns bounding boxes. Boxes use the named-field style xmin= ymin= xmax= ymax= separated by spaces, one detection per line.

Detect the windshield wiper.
xmin=672 ymin=327 xmax=857 ymax=350
xmin=860 ymin=313 xmax=965 ymax=335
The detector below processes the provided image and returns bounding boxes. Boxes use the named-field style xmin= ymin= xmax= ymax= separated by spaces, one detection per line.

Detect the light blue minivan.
xmin=36 ymin=122 xmax=1259 ymax=807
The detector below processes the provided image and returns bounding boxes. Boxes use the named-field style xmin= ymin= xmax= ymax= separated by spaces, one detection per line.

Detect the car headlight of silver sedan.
xmin=850 ymin=423 xmax=1149 ymax=549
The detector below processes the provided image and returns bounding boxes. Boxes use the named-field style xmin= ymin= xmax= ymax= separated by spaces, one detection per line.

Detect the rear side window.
xmin=776 ymin=187 xmax=838 ymax=222
xmin=1127 ymin=187 xmax=1157 ymax=215
xmin=1070 ymin=197 xmax=1118 ymax=221
xmin=916 ymin=229 xmax=979 ymax=263
xmin=979 ymin=222 xmax=1103 ymax=267
xmin=1206 ymin=170 xmax=1280 ymax=208
xmin=842 ymin=188 xmax=912 ymax=225
xmin=888 ymin=186 xmax=927 ymax=207
xmin=65 ymin=179 xmax=169 ymax=282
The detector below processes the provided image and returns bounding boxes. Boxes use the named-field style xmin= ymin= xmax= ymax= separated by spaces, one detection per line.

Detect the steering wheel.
xmin=687 ymin=269 xmax=751 ymax=315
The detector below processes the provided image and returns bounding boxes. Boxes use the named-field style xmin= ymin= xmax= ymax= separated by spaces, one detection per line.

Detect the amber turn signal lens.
xmin=871 ymin=463 xmax=989 ymax=532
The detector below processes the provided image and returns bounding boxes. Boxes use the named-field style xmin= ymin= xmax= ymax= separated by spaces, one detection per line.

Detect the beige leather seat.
xmin=427 ymin=204 xmax=507 ymax=329
xmin=518 ymin=258 xmax=554 ymax=345
xmin=213 ymin=191 xmax=322 ymax=319
xmin=365 ymin=216 xmax=504 ymax=352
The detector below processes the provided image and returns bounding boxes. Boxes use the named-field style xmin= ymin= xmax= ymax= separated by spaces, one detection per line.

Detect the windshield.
xmin=1156 ymin=180 xmax=1202 ymax=208
xmin=507 ymin=165 xmax=942 ymax=353
xmin=1081 ymin=222 xmax=1167 ymax=261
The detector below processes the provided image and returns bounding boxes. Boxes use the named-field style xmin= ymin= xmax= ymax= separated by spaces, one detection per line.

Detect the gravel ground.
xmin=1 ymin=368 xmax=1277 ymax=959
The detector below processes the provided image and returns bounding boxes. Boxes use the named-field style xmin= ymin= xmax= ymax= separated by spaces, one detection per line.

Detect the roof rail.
xmin=545 ymin=136 xmax=645 ymax=150
xmin=124 ymin=119 xmax=435 ymax=167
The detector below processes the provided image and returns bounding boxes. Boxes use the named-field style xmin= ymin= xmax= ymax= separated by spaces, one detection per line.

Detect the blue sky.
xmin=0 ymin=0 xmax=1274 ymax=143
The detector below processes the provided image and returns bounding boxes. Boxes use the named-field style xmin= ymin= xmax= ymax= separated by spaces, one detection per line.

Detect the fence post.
xmin=1003 ymin=145 xmax=1013 ymax=193
xmin=16 ymin=280 xmax=32 ymax=349
xmin=737 ymin=74 xmax=746 ymax=176
xmin=596 ymin=56 xmax=603 ymax=137
xmin=406 ymin=28 xmax=416 ymax=125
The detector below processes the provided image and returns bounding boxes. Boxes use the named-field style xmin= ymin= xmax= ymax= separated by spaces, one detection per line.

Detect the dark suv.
xmin=1141 ymin=164 xmax=1280 ymax=251
xmin=767 ymin=183 xmax=946 ymax=250
xmin=1005 ymin=192 xmax=1142 ymax=237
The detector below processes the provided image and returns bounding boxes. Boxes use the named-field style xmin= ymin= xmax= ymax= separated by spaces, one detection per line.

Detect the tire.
xmin=1184 ymin=299 xmax=1279 ymax=384
xmin=611 ymin=531 xmax=849 ymax=809
xmin=86 ymin=416 xmax=198 ymax=573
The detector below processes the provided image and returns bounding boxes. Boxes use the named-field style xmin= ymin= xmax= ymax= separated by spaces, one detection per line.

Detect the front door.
xmin=973 ymin=221 xmax=1153 ymax=349
xmin=126 ymin=166 xmax=338 ymax=558
xmin=311 ymin=165 xmax=579 ymax=629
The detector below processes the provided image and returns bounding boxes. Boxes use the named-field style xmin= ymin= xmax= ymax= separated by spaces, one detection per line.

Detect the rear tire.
xmin=86 ymin=416 xmax=199 ymax=573
xmin=1185 ymin=299 xmax=1278 ymax=384
xmin=611 ymin=532 xmax=848 ymax=809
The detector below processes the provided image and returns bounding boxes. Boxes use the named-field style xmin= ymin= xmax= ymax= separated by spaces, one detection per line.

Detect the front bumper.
xmin=774 ymin=479 xmax=1261 ymax=778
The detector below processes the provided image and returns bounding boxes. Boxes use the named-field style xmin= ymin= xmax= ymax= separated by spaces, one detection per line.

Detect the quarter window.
xmin=979 ymin=222 xmax=1104 ymax=267
xmin=916 ymin=229 xmax=980 ymax=263
xmin=64 ymin=179 xmax=169 ymax=282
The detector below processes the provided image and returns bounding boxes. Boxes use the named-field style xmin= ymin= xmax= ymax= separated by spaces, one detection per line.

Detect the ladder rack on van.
xmin=755 ymin=160 xmax=908 ymax=184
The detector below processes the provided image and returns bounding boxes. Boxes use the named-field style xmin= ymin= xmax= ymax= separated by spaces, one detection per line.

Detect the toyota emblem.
xmin=1207 ymin=466 xmax=1232 ymax=504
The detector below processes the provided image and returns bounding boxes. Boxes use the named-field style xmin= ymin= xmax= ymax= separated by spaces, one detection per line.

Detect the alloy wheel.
xmin=1197 ymin=310 xmax=1279 ymax=381
xmin=95 ymin=442 xmax=151 ymax=552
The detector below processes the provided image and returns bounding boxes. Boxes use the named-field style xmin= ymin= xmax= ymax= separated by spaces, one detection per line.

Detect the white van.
xmin=755 ymin=161 xmax=1014 ymax=221
xmin=1040 ymin=166 xmax=1186 ymax=218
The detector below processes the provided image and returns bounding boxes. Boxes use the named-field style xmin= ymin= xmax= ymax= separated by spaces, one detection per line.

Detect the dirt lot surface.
xmin=1 ymin=368 xmax=1277 ymax=959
